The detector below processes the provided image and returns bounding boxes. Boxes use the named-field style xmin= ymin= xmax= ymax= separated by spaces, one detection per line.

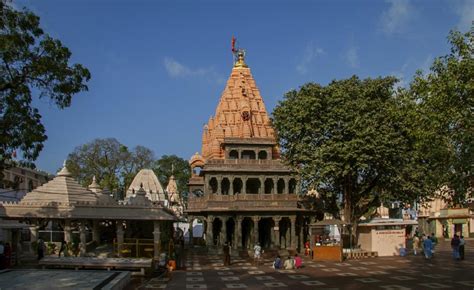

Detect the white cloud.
xmin=163 ymin=57 xmax=224 ymax=83
xmin=345 ymin=46 xmax=359 ymax=68
xmin=453 ymin=0 xmax=474 ymax=31
xmin=296 ymin=43 xmax=325 ymax=74
xmin=380 ymin=0 xmax=414 ymax=34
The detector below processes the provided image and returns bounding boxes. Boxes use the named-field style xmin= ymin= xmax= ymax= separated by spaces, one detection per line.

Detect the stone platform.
xmin=0 ymin=269 xmax=130 ymax=290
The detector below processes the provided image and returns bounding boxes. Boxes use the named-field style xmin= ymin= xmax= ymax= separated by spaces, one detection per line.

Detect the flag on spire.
xmin=231 ymin=36 xmax=236 ymax=53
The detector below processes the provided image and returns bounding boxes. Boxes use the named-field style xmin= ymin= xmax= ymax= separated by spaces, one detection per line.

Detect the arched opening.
xmin=212 ymin=218 xmax=223 ymax=246
xmin=258 ymin=218 xmax=273 ymax=248
xmin=277 ymin=179 xmax=285 ymax=194
xmin=209 ymin=177 xmax=218 ymax=194
xmin=241 ymin=217 xmax=253 ymax=249
xmin=226 ymin=218 xmax=235 ymax=246
xmin=264 ymin=179 xmax=274 ymax=194
xmin=233 ymin=178 xmax=243 ymax=194
xmin=258 ymin=150 xmax=268 ymax=160
xmin=246 ymin=178 xmax=260 ymax=194
xmin=193 ymin=166 xmax=202 ymax=176
xmin=241 ymin=150 xmax=256 ymax=160
xmin=221 ymin=178 xmax=230 ymax=195
xmin=229 ymin=150 xmax=239 ymax=159
xmin=289 ymin=178 xmax=297 ymax=194
xmin=279 ymin=218 xmax=291 ymax=248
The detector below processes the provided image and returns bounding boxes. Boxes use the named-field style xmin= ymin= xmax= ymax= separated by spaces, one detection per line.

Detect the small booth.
xmin=357 ymin=218 xmax=417 ymax=256
xmin=309 ymin=219 xmax=345 ymax=262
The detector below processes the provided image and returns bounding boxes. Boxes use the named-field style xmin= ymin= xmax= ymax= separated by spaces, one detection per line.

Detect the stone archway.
xmin=212 ymin=218 xmax=223 ymax=246
xmin=225 ymin=218 xmax=235 ymax=246
xmin=279 ymin=218 xmax=291 ymax=248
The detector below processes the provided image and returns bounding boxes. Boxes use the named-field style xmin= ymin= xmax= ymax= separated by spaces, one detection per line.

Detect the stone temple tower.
xmin=186 ymin=45 xmax=308 ymax=252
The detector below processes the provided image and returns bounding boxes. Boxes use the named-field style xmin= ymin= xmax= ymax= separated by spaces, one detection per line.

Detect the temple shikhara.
xmin=186 ymin=47 xmax=310 ymax=251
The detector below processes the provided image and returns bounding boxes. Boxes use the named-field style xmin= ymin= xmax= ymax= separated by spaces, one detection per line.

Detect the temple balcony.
xmin=186 ymin=193 xmax=302 ymax=212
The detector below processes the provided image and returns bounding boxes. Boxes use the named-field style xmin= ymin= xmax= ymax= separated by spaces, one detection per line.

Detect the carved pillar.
xmin=242 ymin=176 xmax=247 ymax=194
xmin=274 ymin=217 xmax=281 ymax=248
xmin=92 ymin=220 xmax=100 ymax=244
xmin=30 ymin=225 xmax=39 ymax=243
xmin=229 ymin=177 xmax=234 ymax=195
xmin=79 ymin=222 xmax=87 ymax=257
xmin=259 ymin=176 xmax=264 ymax=194
xmin=299 ymin=219 xmax=304 ymax=253
xmin=206 ymin=216 xmax=213 ymax=246
xmin=252 ymin=216 xmax=259 ymax=246
xmin=204 ymin=175 xmax=209 ymax=194
xmin=234 ymin=216 xmax=242 ymax=248
xmin=272 ymin=177 xmax=277 ymax=194
xmin=153 ymin=221 xmax=161 ymax=260
xmin=290 ymin=216 xmax=297 ymax=249
xmin=217 ymin=176 xmax=222 ymax=195
xmin=285 ymin=178 xmax=290 ymax=194
xmin=222 ymin=217 xmax=227 ymax=245
xmin=116 ymin=221 xmax=124 ymax=257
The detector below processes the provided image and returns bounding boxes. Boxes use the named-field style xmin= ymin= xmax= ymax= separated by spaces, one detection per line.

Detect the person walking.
xmin=423 ymin=235 xmax=433 ymax=259
xmin=413 ymin=235 xmax=420 ymax=256
xmin=451 ymin=234 xmax=461 ymax=260
xmin=459 ymin=236 xmax=465 ymax=260
xmin=223 ymin=242 xmax=231 ymax=266
xmin=37 ymin=239 xmax=45 ymax=260
xmin=58 ymin=240 xmax=67 ymax=257
xmin=253 ymin=242 xmax=262 ymax=265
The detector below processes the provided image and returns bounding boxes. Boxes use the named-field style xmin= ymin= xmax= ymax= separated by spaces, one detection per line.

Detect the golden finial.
xmin=232 ymin=36 xmax=248 ymax=68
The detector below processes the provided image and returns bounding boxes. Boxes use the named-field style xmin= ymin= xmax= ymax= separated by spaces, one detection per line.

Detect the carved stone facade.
xmin=186 ymin=51 xmax=310 ymax=251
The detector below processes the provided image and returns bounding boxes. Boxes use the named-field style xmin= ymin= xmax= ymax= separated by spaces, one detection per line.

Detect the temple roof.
xmin=19 ymin=164 xmax=106 ymax=205
xmin=126 ymin=169 xmax=166 ymax=202
xmin=201 ymin=56 xmax=276 ymax=160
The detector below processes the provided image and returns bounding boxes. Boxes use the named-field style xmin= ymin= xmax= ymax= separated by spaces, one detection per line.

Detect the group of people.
xmin=273 ymin=254 xmax=302 ymax=270
xmin=412 ymin=232 xmax=466 ymax=261
xmin=412 ymin=233 xmax=438 ymax=259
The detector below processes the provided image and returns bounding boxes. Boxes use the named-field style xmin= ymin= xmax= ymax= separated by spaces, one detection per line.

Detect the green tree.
xmin=0 ymin=2 xmax=90 ymax=182
xmin=153 ymin=155 xmax=191 ymax=196
xmin=272 ymin=76 xmax=433 ymax=234
xmin=409 ymin=29 xmax=473 ymax=204
xmin=66 ymin=138 xmax=155 ymax=198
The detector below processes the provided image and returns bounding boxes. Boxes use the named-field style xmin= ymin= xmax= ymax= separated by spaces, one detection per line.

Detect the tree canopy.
xmin=272 ymin=76 xmax=434 ymax=227
xmin=409 ymin=30 xmax=473 ymax=204
xmin=0 ymin=2 xmax=90 ymax=182
xmin=66 ymin=138 xmax=191 ymax=201
xmin=153 ymin=154 xmax=191 ymax=197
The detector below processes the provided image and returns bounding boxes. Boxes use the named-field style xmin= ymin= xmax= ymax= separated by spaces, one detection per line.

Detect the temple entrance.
xmin=226 ymin=218 xmax=235 ymax=246
xmin=258 ymin=218 xmax=273 ymax=248
xmin=241 ymin=217 xmax=254 ymax=249
xmin=212 ymin=218 xmax=223 ymax=246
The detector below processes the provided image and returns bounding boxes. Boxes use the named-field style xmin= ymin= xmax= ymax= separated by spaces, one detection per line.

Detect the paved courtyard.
xmin=138 ymin=241 xmax=474 ymax=290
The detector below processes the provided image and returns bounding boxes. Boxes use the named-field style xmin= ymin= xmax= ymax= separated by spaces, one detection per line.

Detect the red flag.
xmin=231 ymin=36 xmax=236 ymax=53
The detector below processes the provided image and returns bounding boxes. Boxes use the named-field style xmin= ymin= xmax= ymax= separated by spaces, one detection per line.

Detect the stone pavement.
xmin=137 ymin=241 xmax=474 ymax=290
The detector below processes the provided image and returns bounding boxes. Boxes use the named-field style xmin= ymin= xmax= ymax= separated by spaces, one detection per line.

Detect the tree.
xmin=272 ymin=76 xmax=434 ymax=235
xmin=66 ymin=138 xmax=155 ymax=198
xmin=0 ymin=2 xmax=91 ymax=182
xmin=409 ymin=29 xmax=473 ymax=204
xmin=153 ymin=155 xmax=191 ymax=197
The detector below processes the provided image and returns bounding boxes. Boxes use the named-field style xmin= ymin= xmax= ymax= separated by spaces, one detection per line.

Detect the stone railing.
xmin=206 ymin=159 xmax=283 ymax=166
xmin=187 ymin=193 xmax=299 ymax=210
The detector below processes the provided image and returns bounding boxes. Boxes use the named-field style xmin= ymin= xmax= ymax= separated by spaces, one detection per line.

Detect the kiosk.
xmin=309 ymin=219 xmax=345 ymax=262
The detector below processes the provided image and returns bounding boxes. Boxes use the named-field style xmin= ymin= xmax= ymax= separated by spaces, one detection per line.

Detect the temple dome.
xmin=126 ymin=169 xmax=165 ymax=202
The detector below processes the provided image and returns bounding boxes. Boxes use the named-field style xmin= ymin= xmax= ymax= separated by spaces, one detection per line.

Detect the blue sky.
xmin=13 ymin=0 xmax=474 ymax=174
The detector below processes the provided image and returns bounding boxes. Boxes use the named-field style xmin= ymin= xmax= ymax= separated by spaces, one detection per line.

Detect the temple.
xmin=186 ymin=49 xmax=310 ymax=252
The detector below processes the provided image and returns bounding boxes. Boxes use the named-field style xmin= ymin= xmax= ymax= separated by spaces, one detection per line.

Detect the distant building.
xmin=126 ymin=169 xmax=166 ymax=203
xmin=0 ymin=167 xmax=52 ymax=202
